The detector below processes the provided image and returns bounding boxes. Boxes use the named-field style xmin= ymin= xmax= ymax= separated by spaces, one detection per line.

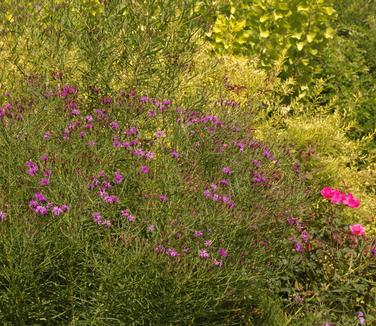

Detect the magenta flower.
xmin=39 ymin=178 xmax=50 ymax=186
xmin=342 ymin=193 xmax=360 ymax=208
xmin=349 ymin=224 xmax=366 ymax=236
xmin=34 ymin=192 xmax=47 ymax=202
xmin=147 ymin=110 xmax=156 ymax=117
xmin=219 ymin=179 xmax=230 ymax=186
xmin=43 ymin=131 xmax=51 ymax=140
xmin=320 ymin=186 xmax=334 ymax=199
xmin=171 ymin=150 xmax=179 ymax=159
xmin=145 ymin=151 xmax=155 ymax=160
xmin=103 ymin=195 xmax=119 ymax=204
xmin=121 ymin=209 xmax=135 ymax=222
xmin=301 ymin=230 xmax=309 ymax=243
xmin=330 ymin=189 xmax=342 ymax=204
xmin=102 ymin=96 xmax=112 ymax=105
xmin=0 ymin=211 xmax=7 ymax=221
xmin=40 ymin=154 xmax=49 ymax=162
xmin=125 ymin=127 xmax=138 ymax=136
xmin=252 ymin=171 xmax=268 ymax=183
xmin=222 ymin=167 xmax=232 ymax=174
xmin=114 ymin=170 xmax=124 ymax=184
xmin=52 ymin=206 xmax=64 ymax=216
xmin=159 ymin=194 xmax=168 ymax=202
xmin=213 ymin=259 xmax=223 ymax=267
xmin=26 ymin=160 xmax=39 ymax=176
xmin=92 ymin=212 xmax=102 ymax=224
xmin=140 ymin=165 xmax=150 ymax=174
xmin=166 ymin=248 xmax=179 ymax=257
xmin=35 ymin=205 xmax=48 ymax=216
xmin=218 ymin=248 xmax=228 ymax=257
xmin=109 ymin=121 xmax=119 ymax=130
xmin=194 ymin=230 xmax=204 ymax=238
xmin=198 ymin=249 xmax=210 ymax=259
xmin=155 ymin=130 xmax=165 ymax=138
xmin=294 ymin=241 xmax=303 ymax=253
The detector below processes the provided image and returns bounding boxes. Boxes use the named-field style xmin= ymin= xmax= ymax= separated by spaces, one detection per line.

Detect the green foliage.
xmin=0 ymin=0 xmax=204 ymax=98
xmin=208 ymin=0 xmax=336 ymax=78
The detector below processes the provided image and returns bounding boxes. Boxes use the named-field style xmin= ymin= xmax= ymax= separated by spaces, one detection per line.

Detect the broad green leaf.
xmin=310 ymin=48 xmax=318 ymax=56
xmin=259 ymin=14 xmax=270 ymax=23
xmin=273 ymin=12 xmax=284 ymax=21
xmin=214 ymin=36 xmax=223 ymax=43
xmin=297 ymin=4 xmax=309 ymax=12
xmin=306 ymin=32 xmax=316 ymax=43
xmin=323 ymin=6 xmax=336 ymax=16
xmin=297 ymin=41 xmax=305 ymax=51
xmin=260 ymin=29 xmax=270 ymax=38
xmin=292 ymin=32 xmax=303 ymax=40
xmin=324 ymin=27 xmax=335 ymax=39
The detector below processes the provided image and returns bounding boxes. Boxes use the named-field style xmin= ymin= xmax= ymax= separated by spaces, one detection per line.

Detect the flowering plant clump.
xmin=320 ymin=186 xmax=361 ymax=208
xmin=0 ymin=39 xmax=374 ymax=323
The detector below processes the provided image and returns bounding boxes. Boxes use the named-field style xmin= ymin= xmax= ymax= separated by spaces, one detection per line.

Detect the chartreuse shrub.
xmin=316 ymin=0 xmax=376 ymax=142
xmin=256 ymin=112 xmax=376 ymax=232
xmin=208 ymin=0 xmax=336 ymax=78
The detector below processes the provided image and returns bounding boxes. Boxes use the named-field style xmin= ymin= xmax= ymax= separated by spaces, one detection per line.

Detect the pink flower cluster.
xmin=320 ymin=187 xmax=360 ymax=208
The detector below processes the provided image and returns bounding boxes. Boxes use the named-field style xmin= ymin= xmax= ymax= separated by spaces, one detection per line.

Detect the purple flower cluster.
xmin=29 ymin=192 xmax=69 ymax=216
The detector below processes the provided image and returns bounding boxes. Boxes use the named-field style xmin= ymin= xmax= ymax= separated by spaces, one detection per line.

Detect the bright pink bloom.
xmin=342 ymin=193 xmax=360 ymax=208
xmin=329 ymin=189 xmax=343 ymax=204
xmin=349 ymin=224 xmax=365 ymax=236
xmin=320 ymin=186 xmax=333 ymax=199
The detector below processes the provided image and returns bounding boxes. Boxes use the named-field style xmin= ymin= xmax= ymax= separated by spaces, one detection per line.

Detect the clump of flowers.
xmin=320 ymin=187 xmax=360 ymax=208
